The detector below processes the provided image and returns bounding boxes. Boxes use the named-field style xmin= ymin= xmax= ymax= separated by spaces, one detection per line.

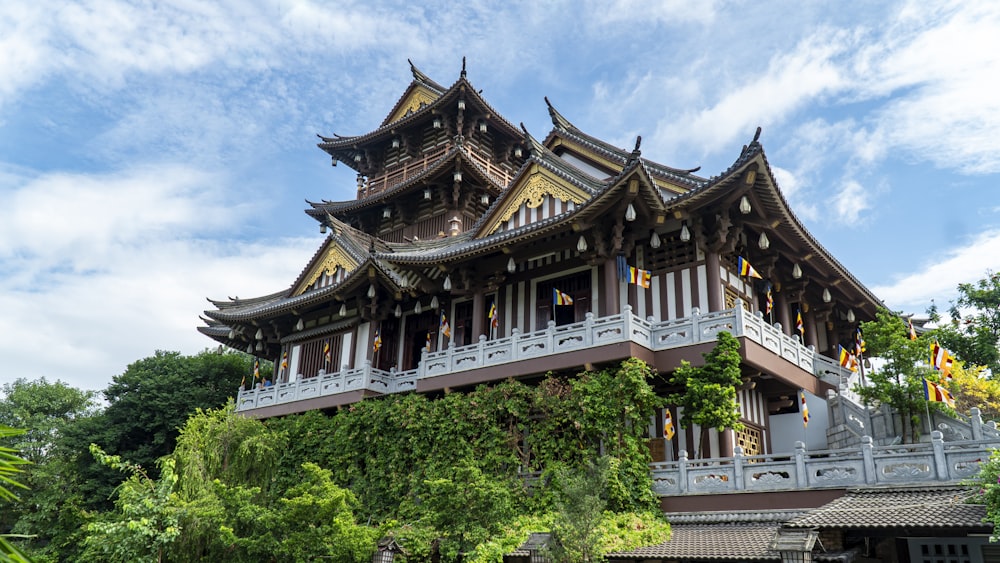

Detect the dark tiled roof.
xmin=508 ymin=532 xmax=551 ymax=557
xmin=786 ymin=485 xmax=988 ymax=530
xmin=608 ymin=524 xmax=780 ymax=561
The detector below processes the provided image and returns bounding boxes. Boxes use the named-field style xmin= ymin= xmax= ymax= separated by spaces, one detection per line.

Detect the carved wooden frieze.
xmin=295 ymin=246 xmax=357 ymax=295
xmin=487 ymin=173 xmax=587 ymax=234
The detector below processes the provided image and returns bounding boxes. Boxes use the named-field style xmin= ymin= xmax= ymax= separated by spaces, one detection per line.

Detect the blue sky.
xmin=2 ymin=0 xmax=999 ymax=392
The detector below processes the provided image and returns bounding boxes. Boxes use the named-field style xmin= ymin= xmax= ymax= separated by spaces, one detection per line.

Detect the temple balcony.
xmin=235 ymin=299 xmax=850 ymax=418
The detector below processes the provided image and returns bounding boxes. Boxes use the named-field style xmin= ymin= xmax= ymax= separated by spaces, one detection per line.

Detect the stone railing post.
xmin=794 ymin=441 xmax=807 ymax=487
xmin=690 ymin=307 xmax=702 ymax=342
xmin=932 ymin=430 xmax=948 ymax=480
xmin=733 ymin=446 xmax=745 ymax=491
xmin=584 ymin=312 xmax=594 ymax=346
xmin=477 ymin=335 xmax=487 ymax=367
xmin=511 ymin=328 xmax=521 ymax=360
xmin=971 ymin=407 xmax=984 ymax=441
xmin=622 ymin=305 xmax=633 ymax=342
xmin=733 ymin=298 xmax=745 ymax=337
xmin=678 ymin=450 xmax=689 ymax=493
xmin=861 ymin=436 xmax=876 ymax=484
xmin=546 ymin=320 xmax=556 ymax=352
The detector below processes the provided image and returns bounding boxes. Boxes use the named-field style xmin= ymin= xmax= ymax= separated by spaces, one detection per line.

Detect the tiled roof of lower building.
xmin=785 ymin=485 xmax=988 ymax=530
xmin=607 ymin=524 xmax=781 ymax=561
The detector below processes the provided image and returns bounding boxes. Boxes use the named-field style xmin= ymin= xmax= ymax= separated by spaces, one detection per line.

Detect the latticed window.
xmin=736 ymin=424 xmax=763 ymax=457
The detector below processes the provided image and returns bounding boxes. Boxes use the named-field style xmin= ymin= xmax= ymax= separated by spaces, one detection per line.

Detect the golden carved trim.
xmin=388 ymin=86 xmax=440 ymax=123
xmin=295 ymin=245 xmax=357 ymax=295
xmin=486 ymin=172 xmax=589 ymax=234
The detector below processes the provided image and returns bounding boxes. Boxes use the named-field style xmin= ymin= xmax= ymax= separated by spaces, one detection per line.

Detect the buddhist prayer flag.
xmin=627 ymin=266 xmax=652 ymax=289
xmin=664 ymin=408 xmax=676 ymax=440
xmin=923 ymin=378 xmax=956 ymax=408
xmin=553 ymin=288 xmax=574 ymax=306
xmin=280 ymin=352 xmax=288 ymax=376
xmin=253 ymin=359 xmax=260 ymax=382
xmin=323 ymin=341 xmax=332 ymax=365
xmin=373 ymin=326 xmax=382 ymax=354
xmin=440 ymin=311 xmax=451 ymax=339
xmin=796 ymin=309 xmax=804 ymax=339
xmin=800 ymin=390 xmax=809 ymax=428
xmin=931 ymin=342 xmax=954 ymax=380
xmin=426 ymin=331 xmax=432 ymax=352
xmin=488 ymin=301 xmax=499 ymax=329
xmin=837 ymin=345 xmax=858 ymax=372
xmin=908 ymin=317 xmax=917 ymax=340
xmin=855 ymin=327 xmax=866 ymax=357
xmin=765 ymin=284 xmax=773 ymax=316
xmin=838 ymin=345 xmax=849 ymax=367
xmin=738 ymin=256 xmax=763 ymax=279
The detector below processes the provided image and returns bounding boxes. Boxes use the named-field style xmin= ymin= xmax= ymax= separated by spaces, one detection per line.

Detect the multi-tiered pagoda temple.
xmin=199 ymin=61 xmax=1000 ymax=562
xmin=199 ymin=59 xmax=880 ymax=459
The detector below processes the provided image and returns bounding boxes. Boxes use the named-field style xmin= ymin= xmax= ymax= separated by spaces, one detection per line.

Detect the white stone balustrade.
xmin=649 ymin=431 xmax=993 ymax=496
xmin=235 ymin=300 xmax=854 ymax=412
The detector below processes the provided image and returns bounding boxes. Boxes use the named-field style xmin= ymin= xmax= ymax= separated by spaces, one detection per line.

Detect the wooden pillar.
xmin=804 ymin=307 xmax=819 ymax=349
xmin=603 ymin=257 xmax=620 ymax=316
xmin=472 ymin=290 xmax=485 ymax=340
xmin=705 ymin=250 xmax=724 ymax=312
xmin=776 ymin=289 xmax=791 ymax=336
xmin=719 ymin=428 xmax=735 ymax=458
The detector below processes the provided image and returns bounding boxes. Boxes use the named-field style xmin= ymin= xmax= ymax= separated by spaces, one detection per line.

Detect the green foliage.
xmin=268 ymin=462 xmax=378 ymax=563
xmin=83 ymin=444 xmax=182 ymax=563
xmin=65 ymin=349 xmax=257 ymax=514
xmin=0 ymin=379 xmax=96 ymax=561
xmin=968 ymin=449 xmax=1000 ymax=540
xmin=100 ymin=350 xmax=256 ymax=476
xmin=0 ymin=378 xmax=97 ymax=465
xmin=422 ymin=460 xmax=516 ymax=561
xmin=0 ymin=426 xmax=33 ymax=563
xmin=854 ymin=308 xmax=943 ymax=443
xmin=667 ymin=331 xmax=744 ymax=458
xmin=548 ymin=459 xmax=609 ymax=563
xmin=932 ymin=270 xmax=1000 ymax=376
xmin=22 ymin=359 xmax=668 ymax=562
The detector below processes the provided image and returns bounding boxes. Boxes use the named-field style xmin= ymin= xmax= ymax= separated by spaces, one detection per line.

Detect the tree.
xmin=0 ymin=426 xmax=32 ymax=563
xmin=82 ymin=444 xmax=182 ymax=563
xmin=422 ymin=460 xmax=516 ymax=562
xmin=667 ymin=331 xmax=744 ymax=458
xmin=547 ymin=458 xmax=609 ymax=563
xmin=855 ymin=308 xmax=944 ymax=443
xmin=0 ymin=378 xmax=97 ymax=464
xmin=945 ymin=362 xmax=1000 ymax=421
xmin=0 ymin=378 xmax=97 ymax=560
xmin=932 ymin=270 xmax=1000 ymax=376
xmin=66 ymin=350 xmax=257 ymax=513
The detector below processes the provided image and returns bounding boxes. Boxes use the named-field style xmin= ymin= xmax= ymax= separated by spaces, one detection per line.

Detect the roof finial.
xmin=633 ymin=135 xmax=642 ymax=154
xmin=461 ymin=56 xmax=467 ymax=78
xmin=752 ymin=126 xmax=762 ymax=143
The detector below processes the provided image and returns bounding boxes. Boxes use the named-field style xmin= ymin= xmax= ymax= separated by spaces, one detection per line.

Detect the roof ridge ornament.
xmin=461 ymin=56 xmax=466 ymax=78
xmin=544 ymin=96 xmax=577 ymax=131
xmin=407 ymin=58 xmax=436 ymax=87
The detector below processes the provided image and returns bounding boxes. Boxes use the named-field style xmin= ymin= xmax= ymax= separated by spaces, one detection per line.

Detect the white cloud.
xmin=831 ymin=180 xmax=870 ymax=225
xmin=0 ymin=236 xmax=317 ymax=391
xmin=852 ymin=1 xmax=1000 ymax=174
xmin=0 ymin=163 xmax=324 ymax=390
xmin=872 ymin=229 xmax=1000 ymax=314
